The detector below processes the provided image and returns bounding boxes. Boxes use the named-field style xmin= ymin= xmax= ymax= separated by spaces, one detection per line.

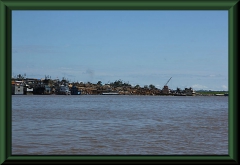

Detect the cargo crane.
xmin=162 ymin=77 xmax=172 ymax=94
xmin=164 ymin=77 xmax=172 ymax=86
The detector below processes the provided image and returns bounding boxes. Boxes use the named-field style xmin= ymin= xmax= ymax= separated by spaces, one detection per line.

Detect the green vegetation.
xmin=149 ymin=84 xmax=156 ymax=90
xmin=196 ymin=90 xmax=228 ymax=95
xmin=109 ymin=79 xmax=131 ymax=88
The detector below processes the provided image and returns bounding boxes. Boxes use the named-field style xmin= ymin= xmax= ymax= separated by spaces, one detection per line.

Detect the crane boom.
xmin=165 ymin=77 xmax=172 ymax=86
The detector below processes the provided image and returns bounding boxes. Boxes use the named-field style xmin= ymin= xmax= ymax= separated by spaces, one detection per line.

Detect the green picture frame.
xmin=0 ymin=0 xmax=238 ymax=164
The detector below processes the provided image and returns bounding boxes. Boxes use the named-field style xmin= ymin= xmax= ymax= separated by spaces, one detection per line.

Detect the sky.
xmin=12 ymin=10 xmax=228 ymax=91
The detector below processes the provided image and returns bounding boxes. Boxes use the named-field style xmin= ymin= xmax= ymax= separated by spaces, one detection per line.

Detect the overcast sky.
xmin=12 ymin=10 xmax=228 ymax=91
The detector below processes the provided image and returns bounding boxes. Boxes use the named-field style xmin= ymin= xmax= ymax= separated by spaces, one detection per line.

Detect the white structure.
xmin=59 ymin=85 xmax=71 ymax=95
xmin=25 ymin=85 xmax=33 ymax=95
xmin=12 ymin=81 xmax=24 ymax=95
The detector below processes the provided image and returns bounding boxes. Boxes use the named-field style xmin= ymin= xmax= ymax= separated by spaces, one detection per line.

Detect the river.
xmin=12 ymin=95 xmax=228 ymax=155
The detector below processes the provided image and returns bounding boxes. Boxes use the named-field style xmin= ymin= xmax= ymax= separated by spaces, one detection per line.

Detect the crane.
xmin=164 ymin=77 xmax=172 ymax=86
xmin=162 ymin=77 xmax=172 ymax=94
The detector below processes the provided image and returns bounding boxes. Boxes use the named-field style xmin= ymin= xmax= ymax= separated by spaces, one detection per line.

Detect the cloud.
xmin=192 ymin=84 xmax=208 ymax=90
xmin=222 ymin=85 xmax=228 ymax=90
xmin=59 ymin=67 xmax=73 ymax=70
xmin=12 ymin=45 xmax=57 ymax=54
xmin=209 ymin=74 xmax=216 ymax=77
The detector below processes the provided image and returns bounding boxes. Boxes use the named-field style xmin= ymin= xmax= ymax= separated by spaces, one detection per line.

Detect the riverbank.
xmin=195 ymin=91 xmax=228 ymax=96
xmin=11 ymin=76 xmax=228 ymax=96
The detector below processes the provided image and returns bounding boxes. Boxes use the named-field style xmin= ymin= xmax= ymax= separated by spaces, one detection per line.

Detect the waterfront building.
xmin=162 ymin=85 xmax=170 ymax=94
xmin=12 ymin=81 xmax=24 ymax=95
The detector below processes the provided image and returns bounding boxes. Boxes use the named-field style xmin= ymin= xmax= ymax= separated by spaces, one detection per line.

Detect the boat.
xmin=59 ymin=84 xmax=71 ymax=95
xmin=102 ymin=92 xmax=119 ymax=95
xmin=174 ymin=93 xmax=186 ymax=96
xmin=215 ymin=94 xmax=224 ymax=96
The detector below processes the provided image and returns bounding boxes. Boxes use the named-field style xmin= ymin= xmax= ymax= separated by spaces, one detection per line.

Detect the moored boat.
xmin=174 ymin=93 xmax=186 ymax=96
xmin=102 ymin=92 xmax=119 ymax=95
xmin=215 ymin=94 xmax=224 ymax=96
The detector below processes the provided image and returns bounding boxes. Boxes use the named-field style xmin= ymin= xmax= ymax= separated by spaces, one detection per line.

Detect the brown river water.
xmin=12 ymin=95 xmax=228 ymax=155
